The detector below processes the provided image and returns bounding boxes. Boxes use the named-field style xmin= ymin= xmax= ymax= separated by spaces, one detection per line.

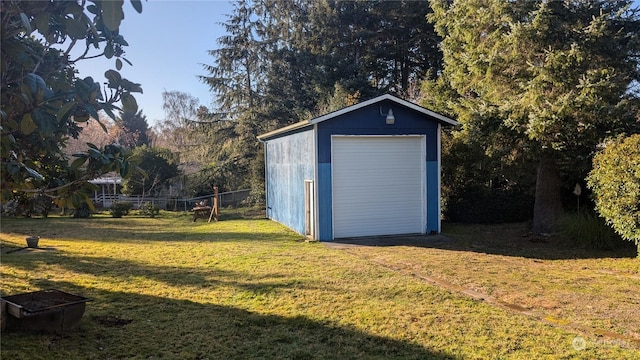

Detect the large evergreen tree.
xmin=200 ymin=0 xmax=444 ymax=198
xmin=425 ymin=0 xmax=640 ymax=233
xmin=117 ymin=110 xmax=150 ymax=148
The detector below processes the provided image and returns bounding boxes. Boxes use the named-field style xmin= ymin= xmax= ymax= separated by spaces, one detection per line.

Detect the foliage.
xmin=72 ymin=201 xmax=91 ymax=218
xmin=108 ymin=201 xmax=132 ymax=218
xmin=424 ymin=0 xmax=640 ymax=233
xmin=122 ymin=146 xmax=181 ymax=196
xmin=440 ymin=128 xmax=537 ymax=224
xmin=153 ymin=90 xmax=201 ymax=156
xmin=199 ymin=0 xmax=443 ymax=199
xmin=0 ymin=194 xmax=52 ymax=218
xmin=1 ymin=0 xmax=143 ymax=209
xmin=445 ymin=185 xmax=534 ymax=224
xmin=138 ymin=201 xmax=160 ymax=218
xmin=63 ymin=116 xmax=120 ymax=157
xmin=116 ymin=110 xmax=150 ymax=148
xmin=559 ymin=212 xmax=625 ymax=251
xmin=587 ymin=134 xmax=640 ymax=254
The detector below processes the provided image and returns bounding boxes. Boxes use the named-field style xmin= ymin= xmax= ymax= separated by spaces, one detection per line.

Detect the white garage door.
xmin=332 ymin=136 xmax=425 ymax=238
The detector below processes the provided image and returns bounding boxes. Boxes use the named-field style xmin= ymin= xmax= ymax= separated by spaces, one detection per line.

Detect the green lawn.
xmin=1 ymin=211 xmax=638 ymax=359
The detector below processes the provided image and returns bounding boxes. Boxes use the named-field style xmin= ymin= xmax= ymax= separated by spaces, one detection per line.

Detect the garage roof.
xmin=257 ymin=94 xmax=458 ymax=141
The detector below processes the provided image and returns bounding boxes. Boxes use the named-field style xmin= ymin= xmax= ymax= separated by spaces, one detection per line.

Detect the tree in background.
xmin=117 ymin=110 xmax=150 ymax=148
xmin=309 ymin=0 xmax=442 ymax=99
xmin=1 ymin=0 xmax=143 ymax=209
xmin=424 ymin=0 xmax=640 ymax=232
xmin=63 ymin=116 xmax=120 ymax=157
xmin=588 ymin=134 xmax=640 ymax=257
xmin=153 ymin=91 xmax=200 ymax=157
xmin=200 ymin=0 xmax=443 ymax=199
xmin=122 ymin=146 xmax=181 ymax=197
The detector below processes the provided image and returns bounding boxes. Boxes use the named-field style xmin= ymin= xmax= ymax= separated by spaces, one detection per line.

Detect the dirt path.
xmin=324 ymin=231 xmax=640 ymax=350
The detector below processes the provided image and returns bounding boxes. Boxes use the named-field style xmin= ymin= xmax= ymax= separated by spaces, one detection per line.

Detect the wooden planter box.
xmin=1 ymin=289 xmax=90 ymax=333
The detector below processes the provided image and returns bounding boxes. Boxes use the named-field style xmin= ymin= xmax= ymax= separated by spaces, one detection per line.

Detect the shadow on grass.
xmin=328 ymin=222 xmax=638 ymax=260
xmin=1 ymin=249 xmax=325 ymax=296
xmin=0 ymin=216 xmax=299 ymax=244
xmin=1 ymin=283 xmax=456 ymax=360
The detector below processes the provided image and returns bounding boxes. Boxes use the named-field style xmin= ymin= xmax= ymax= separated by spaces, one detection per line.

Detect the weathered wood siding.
xmin=264 ymin=129 xmax=314 ymax=235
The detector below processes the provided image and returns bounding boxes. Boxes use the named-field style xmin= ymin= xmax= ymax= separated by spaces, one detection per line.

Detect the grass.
xmin=1 ymin=211 xmax=639 ymax=359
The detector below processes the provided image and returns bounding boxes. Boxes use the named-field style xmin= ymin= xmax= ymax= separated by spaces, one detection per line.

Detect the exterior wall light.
xmin=380 ymin=107 xmax=395 ymax=124
xmin=386 ymin=109 xmax=395 ymax=124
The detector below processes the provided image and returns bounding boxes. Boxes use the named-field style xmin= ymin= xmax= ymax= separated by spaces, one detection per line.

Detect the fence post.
xmin=208 ymin=186 xmax=219 ymax=222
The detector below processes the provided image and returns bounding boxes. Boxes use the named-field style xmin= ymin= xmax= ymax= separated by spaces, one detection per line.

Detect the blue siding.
xmin=263 ymin=98 xmax=448 ymax=240
xmin=426 ymin=161 xmax=439 ymax=233
xmin=264 ymin=130 xmax=314 ymax=234
xmin=315 ymin=100 xmax=442 ymax=240
xmin=317 ymin=101 xmax=438 ymax=163
xmin=317 ymin=163 xmax=333 ymax=241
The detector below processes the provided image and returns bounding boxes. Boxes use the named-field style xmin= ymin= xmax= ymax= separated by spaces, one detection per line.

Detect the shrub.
xmin=138 ymin=202 xmax=160 ymax=218
xmin=72 ymin=201 xmax=92 ymax=218
xmin=559 ymin=212 xmax=625 ymax=250
xmin=109 ymin=202 xmax=133 ymax=218
xmin=444 ymin=186 xmax=534 ymax=223
xmin=587 ymin=134 xmax=640 ymax=256
xmin=1 ymin=194 xmax=53 ymax=217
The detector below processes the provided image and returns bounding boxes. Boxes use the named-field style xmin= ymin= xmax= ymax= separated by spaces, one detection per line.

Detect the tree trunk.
xmin=532 ymin=156 xmax=562 ymax=234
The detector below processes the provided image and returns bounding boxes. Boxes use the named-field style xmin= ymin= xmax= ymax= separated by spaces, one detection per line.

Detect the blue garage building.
xmin=257 ymin=94 xmax=458 ymax=241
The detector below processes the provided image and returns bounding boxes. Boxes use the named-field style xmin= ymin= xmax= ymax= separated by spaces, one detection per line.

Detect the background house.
xmin=258 ymin=94 xmax=458 ymax=241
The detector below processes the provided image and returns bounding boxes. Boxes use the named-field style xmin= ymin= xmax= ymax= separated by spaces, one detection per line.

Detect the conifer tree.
xmin=425 ymin=0 xmax=640 ymax=233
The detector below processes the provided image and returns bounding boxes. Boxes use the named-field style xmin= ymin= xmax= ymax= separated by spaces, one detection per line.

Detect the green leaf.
xmin=104 ymin=44 xmax=114 ymax=59
xmin=24 ymin=166 xmax=44 ymax=182
xmin=113 ymin=35 xmax=129 ymax=46
xmin=82 ymin=12 xmax=99 ymax=39
xmin=1 ymin=189 xmax=14 ymax=202
xmin=120 ymin=161 xmax=130 ymax=178
xmin=34 ymin=13 xmax=49 ymax=34
xmin=74 ymin=114 xmax=90 ymax=122
xmin=104 ymin=69 xmax=121 ymax=88
xmin=19 ymin=13 xmax=32 ymax=33
xmin=7 ymin=161 xmax=21 ymax=176
xmin=70 ymin=156 xmax=87 ymax=170
xmin=20 ymin=113 xmax=37 ymax=135
xmin=71 ymin=193 xmax=82 ymax=208
xmin=25 ymin=73 xmax=45 ymax=95
xmin=121 ymin=92 xmax=138 ymax=112
xmin=57 ymin=101 xmax=77 ymax=122
xmin=88 ymin=147 xmax=102 ymax=159
xmin=130 ymin=0 xmax=143 ymax=14
xmin=85 ymin=198 xmax=96 ymax=212
xmin=101 ymin=0 xmax=125 ymax=32
xmin=116 ymin=58 xmax=123 ymax=70
xmin=66 ymin=17 xmax=87 ymax=39
xmin=120 ymin=79 xmax=143 ymax=93
xmin=87 ymin=4 xmax=99 ymax=14
xmin=84 ymin=104 xmax=100 ymax=122
xmin=99 ymin=102 xmax=117 ymax=120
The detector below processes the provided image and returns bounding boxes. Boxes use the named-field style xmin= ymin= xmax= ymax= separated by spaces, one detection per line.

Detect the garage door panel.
xmin=332 ymin=136 xmax=425 ymax=238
